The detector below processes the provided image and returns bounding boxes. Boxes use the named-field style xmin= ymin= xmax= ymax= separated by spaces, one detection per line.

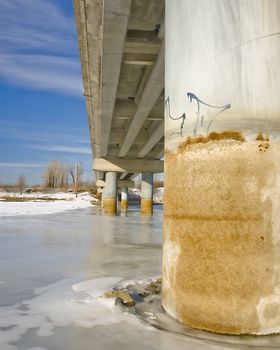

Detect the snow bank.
xmin=0 ymin=192 xmax=98 ymax=217
xmin=128 ymin=187 xmax=164 ymax=204
xmin=153 ymin=187 xmax=164 ymax=204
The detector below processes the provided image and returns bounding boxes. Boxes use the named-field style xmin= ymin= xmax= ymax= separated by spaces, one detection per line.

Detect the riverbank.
xmin=0 ymin=191 xmax=98 ymax=217
xmin=0 ymin=187 xmax=164 ymax=217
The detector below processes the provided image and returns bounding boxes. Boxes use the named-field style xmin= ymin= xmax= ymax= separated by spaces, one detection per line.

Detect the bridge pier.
xmin=102 ymin=172 xmax=117 ymax=214
xmin=140 ymin=173 xmax=153 ymax=215
xmin=163 ymin=0 xmax=280 ymax=335
xmin=120 ymin=187 xmax=128 ymax=210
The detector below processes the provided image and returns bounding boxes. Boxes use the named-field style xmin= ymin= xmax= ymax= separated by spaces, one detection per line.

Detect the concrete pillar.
xmin=120 ymin=187 xmax=128 ymax=210
xmin=163 ymin=0 xmax=280 ymax=335
xmin=141 ymin=173 xmax=153 ymax=215
xmin=103 ymin=172 xmax=117 ymax=214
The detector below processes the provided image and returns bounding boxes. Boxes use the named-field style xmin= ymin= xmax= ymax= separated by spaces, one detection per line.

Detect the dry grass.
xmin=0 ymin=196 xmax=70 ymax=202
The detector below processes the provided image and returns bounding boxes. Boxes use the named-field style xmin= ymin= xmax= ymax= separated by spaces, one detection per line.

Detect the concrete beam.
xmin=130 ymin=173 xmax=139 ymax=180
xmin=119 ymin=42 xmax=164 ymax=157
xmin=138 ymin=120 xmax=164 ymax=158
xmin=119 ymin=172 xmax=128 ymax=180
xmin=93 ymin=158 xmax=163 ymax=173
xmin=109 ymin=128 xmax=147 ymax=144
xmin=73 ymin=0 xmax=103 ymax=158
xmin=135 ymin=66 xmax=153 ymax=105
xmin=123 ymin=53 xmax=156 ymax=66
xmin=115 ymin=116 xmax=163 ymax=121
xmin=114 ymin=99 xmax=137 ymax=119
xmin=95 ymin=171 xmax=104 ymax=181
xmin=155 ymin=149 xmax=164 ymax=159
xmin=100 ymin=0 xmax=131 ymax=157
xmin=96 ymin=179 xmax=134 ymax=188
xmin=124 ymin=37 xmax=161 ymax=54
xmin=118 ymin=180 xmax=135 ymax=188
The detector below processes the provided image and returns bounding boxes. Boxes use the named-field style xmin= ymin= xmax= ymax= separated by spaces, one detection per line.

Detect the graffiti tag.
xmin=165 ymin=93 xmax=231 ymax=137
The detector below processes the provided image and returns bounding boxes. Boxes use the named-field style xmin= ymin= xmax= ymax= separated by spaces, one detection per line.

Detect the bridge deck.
xmin=74 ymin=0 xmax=164 ymax=181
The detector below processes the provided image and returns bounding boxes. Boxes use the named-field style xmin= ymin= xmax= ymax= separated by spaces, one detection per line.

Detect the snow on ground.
xmin=0 ymin=192 xmax=98 ymax=217
xmin=128 ymin=187 xmax=164 ymax=204
xmin=153 ymin=187 xmax=164 ymax=204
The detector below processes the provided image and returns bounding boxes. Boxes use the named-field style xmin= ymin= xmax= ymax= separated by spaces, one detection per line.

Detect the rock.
xmin=103 ymin=290 xmax=135 ymax=306
xmin=145 ymin=281 xmax=161 ymax=295
xmin=138 ymin=278 xmax=162 ymax=297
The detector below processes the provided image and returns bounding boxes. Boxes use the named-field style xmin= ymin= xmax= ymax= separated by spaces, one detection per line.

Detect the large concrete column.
xmin=120 ymin=187 xmax=128 ymax=210
xmin=141 ymin=173 xmax=153 ymax=215
xmin=163 ymin=0 xmax=280 ymax=335
xmin=103 ymin=172 xmax=117 ymax=214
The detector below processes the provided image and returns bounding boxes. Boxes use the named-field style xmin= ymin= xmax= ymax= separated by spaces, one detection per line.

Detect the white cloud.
xmin=0 ymin=121 xmax=90 ymax=144
xmin=0 ymin=0 xmax=83 ymax=96
xmin=32 ymin=145 xmax=92 ymax=155
xmin=0 ymin=163 xmax=45 ymax=168
xmin=0 ymin=0 xmax=76 ymax=54
xmin=0 ymin=54 xmax=83 ymax=96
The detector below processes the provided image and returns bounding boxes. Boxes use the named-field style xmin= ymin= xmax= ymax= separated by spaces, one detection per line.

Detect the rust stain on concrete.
xmin=256 ymin=132 xmax=269 ymax=141
xmin=177 ymin=130 xmax=245 ymax=153
xmin=163 ymin=131 xmax=280 ymax=334
xmin=121 ymin=199 xmax=128 ymax=210
xmin=141 ymin=198 xmax=153 ymax=215
xmin=103 ymin=198 xmax=117 ymax=214
xmin=256 ymin=132 xmax=270 ymax=153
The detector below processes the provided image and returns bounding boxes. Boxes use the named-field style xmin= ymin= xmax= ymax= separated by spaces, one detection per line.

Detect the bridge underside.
xmin=74 ymin=0 xmax=164 ymax=183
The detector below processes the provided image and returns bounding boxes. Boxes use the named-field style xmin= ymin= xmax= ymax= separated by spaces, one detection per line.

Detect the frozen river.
xmin=1 ymin=206 xmax=280 ymax=350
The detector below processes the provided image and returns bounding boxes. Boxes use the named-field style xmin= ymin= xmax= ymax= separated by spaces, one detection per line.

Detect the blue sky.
xmin=0 ymin=0 xmax=93 ymax=185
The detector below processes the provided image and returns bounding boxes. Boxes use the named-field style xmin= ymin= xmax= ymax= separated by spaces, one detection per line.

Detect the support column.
xmin=163 ymin=0 xmax=280 ymax=335
xmin=140 ymin=173 xmax=153 ymax=215
xmin=103 ymin=172 xmax=117 ymax=214
xmin=120 ymin=187 xmax=128 ymax=210
xmin=100 ymin=189 xmax=104 ymax=209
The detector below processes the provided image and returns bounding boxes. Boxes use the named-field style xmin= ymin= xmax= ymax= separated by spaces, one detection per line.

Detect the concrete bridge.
xmin=73 ymin=0 xmax=280 ymax=336
xmin=73 ymin=0 xmax=164 ymax=214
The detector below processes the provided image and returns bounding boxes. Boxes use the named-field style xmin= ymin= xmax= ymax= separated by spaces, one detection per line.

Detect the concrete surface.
xmin=163 ymin=0 xmax=280 ymax=335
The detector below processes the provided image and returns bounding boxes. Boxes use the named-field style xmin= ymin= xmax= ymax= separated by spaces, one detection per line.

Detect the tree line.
xmin=1 ymin=161 xmax=88 ymax=194
xmin=43 ymin=160 xmax=84 ymax=189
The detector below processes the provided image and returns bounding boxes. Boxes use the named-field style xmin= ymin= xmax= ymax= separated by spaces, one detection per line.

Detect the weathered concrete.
xmin=96 ymin=179 xmax=134 ymax=188
xmin=100 ymin=0 xmax=131 ymax=156
xmin=103 ymin=172 xmax=117 ymax=214
xmin=141 ymin=173 xmax=153 ymax=215
xmin=93 ymin=158 xmax=163 ymax=173
xmin=163 ymin=0 xmax=280 ymax=335
xmin=118 ymin=180 xmax=134 ymax=188
xmin=119 ymin=43 xmax=165 ymax=157
xmin=121 ymin=187 xmax=128 ymax=210
xmin=73 ymin=0 xmax=103 ymax=158
xmin=73 ymin=0 xmax=164 ymax=182
xmin=138 ymin=120 xmax=164 ymax=158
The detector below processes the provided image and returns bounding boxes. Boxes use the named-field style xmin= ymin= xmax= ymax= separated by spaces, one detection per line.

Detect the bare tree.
xmin=58 ymin=164 xmax=69 ymax=188
xmin=69 ymin=162 xmax=84 ymax=197
xmin=69 ymin=165 xmax=75 ymax=185
xmin=17 ymin=175 xmax=25 ymax=194
xmin=43 ymin=161 xmax=63 ymax=188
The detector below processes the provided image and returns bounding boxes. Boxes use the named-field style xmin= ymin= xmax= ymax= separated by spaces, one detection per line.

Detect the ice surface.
xmin=1 ymin=206 xmax=278 ymax=349
xmin=0 ymin=276 xmax=140 ymax=350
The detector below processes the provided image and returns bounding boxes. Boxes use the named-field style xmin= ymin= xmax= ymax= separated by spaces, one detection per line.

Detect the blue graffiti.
xmin=165 ymin=93 xmax=231 ymax=137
